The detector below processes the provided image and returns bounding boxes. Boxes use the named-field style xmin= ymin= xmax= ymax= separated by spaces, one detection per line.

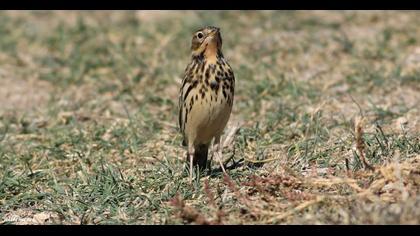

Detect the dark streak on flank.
xmin=190 ymin=96 xmax=195 ymax=110
xmin=184 ymin=108 xmax=188 ymax=125
xmin=183 ymin=80 xmax=198 ymax=101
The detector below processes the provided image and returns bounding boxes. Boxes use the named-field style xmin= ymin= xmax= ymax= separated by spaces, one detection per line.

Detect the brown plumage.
xmin=178 ymin=26 xmax=235 ymax=181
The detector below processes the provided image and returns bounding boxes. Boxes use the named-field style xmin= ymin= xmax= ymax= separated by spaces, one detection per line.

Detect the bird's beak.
xmin=203 ymin=27 xmax=221 ymax=47
xmin=209 ymin=27 xmax=220 ymax=36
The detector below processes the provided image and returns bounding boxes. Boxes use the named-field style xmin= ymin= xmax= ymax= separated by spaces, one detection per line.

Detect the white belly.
xmin=185 ymin=93 xmax=232 ymax=146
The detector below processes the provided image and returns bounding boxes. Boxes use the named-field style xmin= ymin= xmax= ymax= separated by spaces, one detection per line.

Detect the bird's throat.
xmin=204 ymin=41 xmax=219 ymax=64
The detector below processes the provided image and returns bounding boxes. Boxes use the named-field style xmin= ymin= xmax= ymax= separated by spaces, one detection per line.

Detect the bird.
xmin=178 ymin=26 xmax=235 ymax=182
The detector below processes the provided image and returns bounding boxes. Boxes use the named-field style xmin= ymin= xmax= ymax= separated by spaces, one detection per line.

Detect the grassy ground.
xmin=0 ymin=10 xmax=419 ymax=225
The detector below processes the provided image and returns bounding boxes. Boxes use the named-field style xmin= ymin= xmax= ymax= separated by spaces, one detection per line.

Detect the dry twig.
xmin=355 ymin=116 xmax=375 ymax=171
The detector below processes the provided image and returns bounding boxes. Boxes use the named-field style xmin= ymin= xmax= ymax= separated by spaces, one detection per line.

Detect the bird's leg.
xmin=208 ymin=140 xmax=216 ymax=172
xmin=214 ymin=136 xmax=227 ymax=175
xmin=188 ymin=145 xmax=194 ymax=184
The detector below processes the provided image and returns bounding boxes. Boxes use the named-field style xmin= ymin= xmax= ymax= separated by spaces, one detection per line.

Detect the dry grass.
xmin=0 ymin=10 xmax=419 ymax=224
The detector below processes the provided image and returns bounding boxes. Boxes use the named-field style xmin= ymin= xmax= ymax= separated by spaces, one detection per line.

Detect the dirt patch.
xmin=1 ymin=209 xmax=60 ymax=225
xmin=0 ymin=76 xmax=53 ymax=114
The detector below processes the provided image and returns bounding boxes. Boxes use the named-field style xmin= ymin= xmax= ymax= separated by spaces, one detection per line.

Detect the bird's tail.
xmin=186 ymin=143 xmax=209 ymax=171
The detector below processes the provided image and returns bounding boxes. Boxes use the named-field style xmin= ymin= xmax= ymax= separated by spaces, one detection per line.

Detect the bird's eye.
xmin=197 ymin=32 xmax=203 ymax=39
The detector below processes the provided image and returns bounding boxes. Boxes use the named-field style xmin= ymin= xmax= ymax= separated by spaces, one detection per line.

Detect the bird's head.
xmin=190 ymin=26 xmax=222 ymax=59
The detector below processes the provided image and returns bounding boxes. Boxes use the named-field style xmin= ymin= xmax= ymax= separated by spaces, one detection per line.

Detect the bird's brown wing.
xmin=178 ymin=61 xmax=194 ymax=146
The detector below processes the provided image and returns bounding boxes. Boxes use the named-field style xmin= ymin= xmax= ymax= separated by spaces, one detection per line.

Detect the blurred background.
xmin=0 ymin=11 xmax=419 ymax=224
